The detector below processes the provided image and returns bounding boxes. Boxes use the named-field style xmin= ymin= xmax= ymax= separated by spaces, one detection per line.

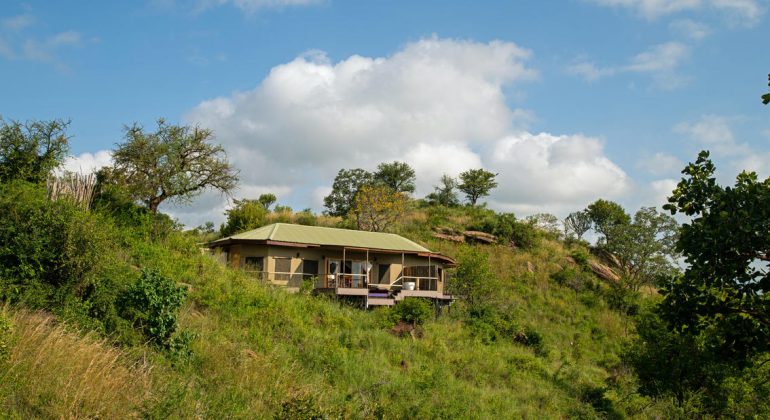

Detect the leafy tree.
xmin=374 ymin=161 xmax=416 ymax=194
xmin=603 ymin=207 xmax=678 ymax=291
xmin=662 ymin=150 xmax=770 ymax=361
xmin=257 ymin=193 xmax=277 ymax=210
xmin=449 ymin=246 xmax=495 ymax=314
xmin=221 ymin=198 xmax=268 ymax=236
xmin=586 ymin=199 xmax=630 ymax=243
xmin=350 ymin=184 xmax=407 ymax=232
xmin=426 ymin=174 xmax=460 ymax=207
xmin=0 ymin=118 xmax=69 ymax=184
xmin=111 ymin=119 xmax=239 ymax=214
xmin=564 ymin=210 xmax=591 ymax=240
xmin=526 ymin=213 xmax=561 ymax=238
xmin=322 ymin=168 xmax=373 ymax=217
xmin=457 ymin=169 xmax=498 ymax=206
xmin=763 ymin=73 xmax=770 ymax=105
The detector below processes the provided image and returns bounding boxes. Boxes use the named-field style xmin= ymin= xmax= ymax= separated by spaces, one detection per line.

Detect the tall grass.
xmin=0 ymin=310 xmax=152 ymax=418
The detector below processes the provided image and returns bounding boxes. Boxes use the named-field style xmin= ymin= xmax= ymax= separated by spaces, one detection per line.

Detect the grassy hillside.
xmin=0 ymin=186 xmax=677 ymax=418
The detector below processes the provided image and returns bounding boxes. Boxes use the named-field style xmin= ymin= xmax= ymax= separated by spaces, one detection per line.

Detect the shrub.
xmin=118 ymin=269 xmax=187 ymax=346
xmin=391 ymin=298 xmax=433 ymax=325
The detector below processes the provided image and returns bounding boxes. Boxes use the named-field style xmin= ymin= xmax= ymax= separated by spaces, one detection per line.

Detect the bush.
xmin=0 ymin=181 xmax=112 ymax=307
xmin=390 ymin=298 xmax=433 ymax=325
xmin=118 ymin=269 xmax=187 ymax=347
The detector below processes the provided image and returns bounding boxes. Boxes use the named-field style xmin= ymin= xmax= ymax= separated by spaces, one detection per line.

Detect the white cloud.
xmin=487 ymin=132 xmax=630 ymax=215
xmin=0 ymin=11 xmax=84 ymax=67
xmin=588 ymin=0 xmax=702 ymax=19
xmin=586 ymin=0 xmax=763 ymax=24
xmin=674 ymin=115 xmax=770 ymax=179
xmin=568 ymin=42 xmax=689 ymax=88
xmin=179 ymin=0 xmax=322 ymax=14
xmin=2 ymin=14 xmax=34 ymax=32
xmin=177 ymin=37 xmax=630 ymax=225
xmin=670 ymin=19 xmax=711 ymax=39
xmin=636 ymin=152 xmax=684 ymax=176
xmin=62 ymin=150 xmax=112 ymax=174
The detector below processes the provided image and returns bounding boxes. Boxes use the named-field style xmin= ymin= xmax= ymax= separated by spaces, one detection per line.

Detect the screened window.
xmin=302 ymin=260 xmax=319 ymax=278
xmin=244 ymin=257 xmax=264 ymax=272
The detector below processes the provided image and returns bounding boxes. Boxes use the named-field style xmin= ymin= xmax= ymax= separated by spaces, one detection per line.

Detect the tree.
xmin=449 ymin=246 xmax=495 ymax=314
xmin=111 ymin=119 xmax=238 ymax=214
xmin=662 ymin=150 xmax=770 ymax=361
xmin=221 ymin=198 xmax=268 ymax=236
xmin=257 ymin=193 xmax=277 ymax=210
xmin=322 ymin=168 xmax=373 ymax=217
xmin=0 ymin=118 xmax=69 ymax=184
xmin=350 ymin=184 xmax=407 ymax=232
xmin=763 ymin=73 xmax=770 ymax=105
xmin=374 ymin=161 xmax=416 ymax=194
xmin=526 ymin=213 xmax=561 ymax=238
xmin=457 ymin=169 xmax=498 ymax=206
xmin=602 ymin=207 xmax=679 ymax=291
xmin=426 ymin=174 xmax=459 ymax=207
xmin=585 ymin=199 xmax=630 ymax=243
xmin=564 ymin=210 xmax=591 ymax=240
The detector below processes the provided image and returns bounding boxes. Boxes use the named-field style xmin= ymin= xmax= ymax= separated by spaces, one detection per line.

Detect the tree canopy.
xmin=586 ymin=199 xmax=630 ymax=244
xmin=111 ymin=119 xmax=238 ymax=214
xmin=373 ymin=161 xmax=416 ymax=194
xmin=350 ymin=184 xmax=407 ymax=232
xmin=0 ymin=119 xmax=70 ymax=184
xmin=662 ymin=150 xmax=770 ymax=360
xmin=564 ymin=210 xmax=591 ymax=240
xmin=763 ymin=73 xmax=770 ymax=105
xmin=322 ymin=168 xmax=374 ymax=217
xmin=457 ymin=169 xmax=498 ymax=206
xmin=221 ymin=198 xmax=268 ymax=236
xmin=426 ymin=174 xmax=460 ymax=207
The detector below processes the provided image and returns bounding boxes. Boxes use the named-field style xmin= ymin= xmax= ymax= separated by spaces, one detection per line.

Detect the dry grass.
xmin=0 ymin=310 xmax=153 ymax=418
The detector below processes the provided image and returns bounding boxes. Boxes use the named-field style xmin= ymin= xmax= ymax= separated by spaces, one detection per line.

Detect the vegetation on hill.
xmin=1 ymin=117 xmax=769 ymax=418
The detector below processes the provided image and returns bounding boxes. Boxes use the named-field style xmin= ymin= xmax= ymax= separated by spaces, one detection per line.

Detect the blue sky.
xmin=1 ymin=0 xmax=769 ymax=226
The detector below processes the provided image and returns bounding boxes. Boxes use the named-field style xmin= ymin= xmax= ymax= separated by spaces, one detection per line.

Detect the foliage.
xmin=763 ymin=73 xmax=770 ymax=105
xmin=585 ymin=199 xmax=630 ymax=243
xmin=662 ymin=150 xmax=770 ymax=362
xmin=526 ymin=213 xmax=561 ymax=238
xmin=602 ymin=207 xmax=679 ymax=291
xmin=389 ymin=298 xmax=433 ymax=325
xmin=322 ymin=168 xmax=373 ymax=217
xmin=118 ymin=269 xmax=187 ymax=346
xmin=449 ymin=246 xmax=495 ymax=314
xmin=0 ymin=118 xmax=69 ymax=184
xmin=457 ymin=168 xmax=498 ymax=206
xmin=350 ymin=184 xmax=407 ymax=232
xmin=564 ymin=210 xmax=591 ymax=240
xmin=111 ymin=119 xmax=238 ymax=213
xmin=221 ymin=198 xmax=268 ymax=236
xmin=257 ymin=193 xmax=277 ymax=210
xmin=294 ymin=208 xmax=318 ymax=226
xmin=373 ymin=161 xmax=416 ymax=194
xmin=425 ymin=174 xmax=460 ymax=207
xmin=0 ymin=181 xmax=111 ymax=308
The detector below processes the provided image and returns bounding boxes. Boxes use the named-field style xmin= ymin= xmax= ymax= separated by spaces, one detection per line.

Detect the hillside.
xmin=0 ymin=190 xmax=666 ymax=418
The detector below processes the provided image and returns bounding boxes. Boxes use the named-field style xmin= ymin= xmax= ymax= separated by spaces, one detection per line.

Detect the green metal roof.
xmin=211 ymin=223 xmax=432 ymax=253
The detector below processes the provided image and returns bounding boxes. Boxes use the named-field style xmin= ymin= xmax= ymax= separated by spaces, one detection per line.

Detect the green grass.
xmin=0 ymin=203 xmax=665 ymax=418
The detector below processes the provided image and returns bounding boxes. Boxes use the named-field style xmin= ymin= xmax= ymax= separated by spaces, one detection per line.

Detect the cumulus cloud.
xmin=62 ymin=150 xmax=112 ymax=174
xmin=568 ymin=42 xmax=689 ymax=88
xmin=177 ymin=37 xmax=630 ymax=226
xmin=487 ymin=132 xmax=630 ymax=215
